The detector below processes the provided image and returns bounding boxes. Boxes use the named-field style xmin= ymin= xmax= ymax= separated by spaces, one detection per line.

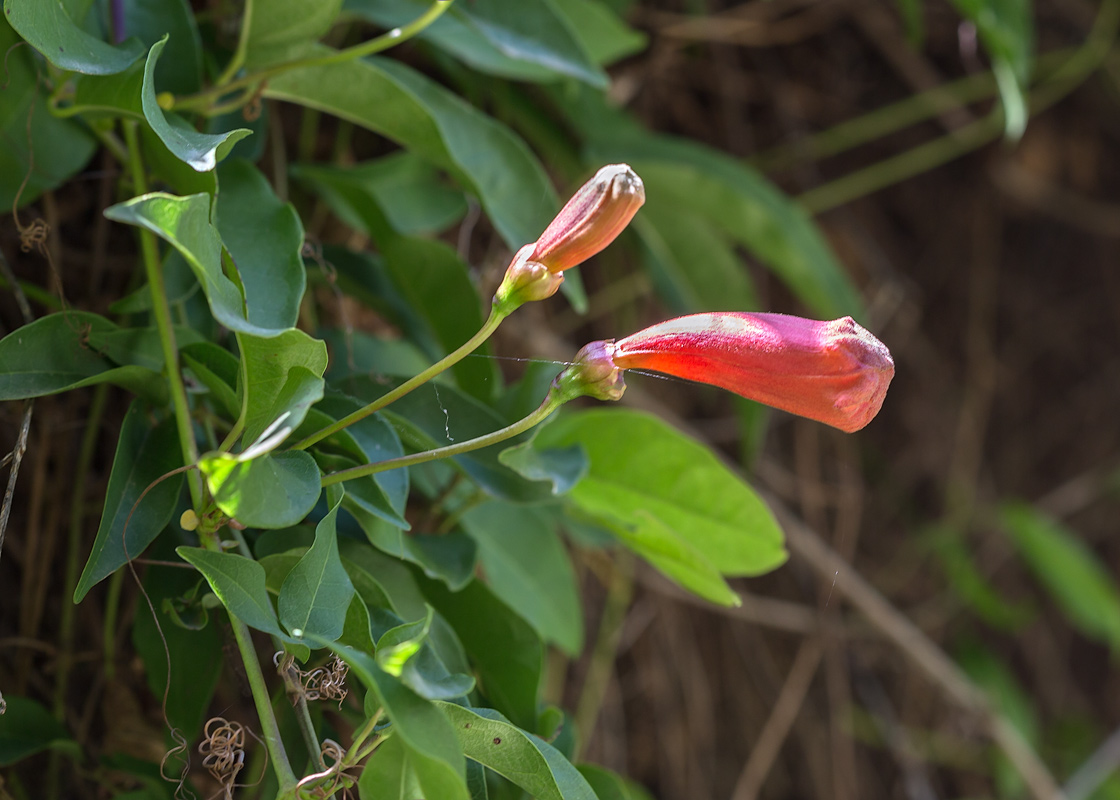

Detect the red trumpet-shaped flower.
xmin=495 ymin=165 xmax=645 ymax=312
xmin=611 ymin=312 xmax=894 ymax=432
xmin=555 ymin=312 xmax=894 ymax=432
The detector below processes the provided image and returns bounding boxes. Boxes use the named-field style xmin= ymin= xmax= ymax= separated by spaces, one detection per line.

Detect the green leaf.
xmin=632 ymin=158 xmax=860 ymax=319
xmin=242 ymin=0 xmax=344 ymax=67
xmin=949 ymin=0 xmax=1032 ymax=138
xmin=438 ymin=704 xmax=598 ymax=800
xmin=238 ymin=329 xmax=327 ymax=445
xmin=199 ymin=450 xmax=321 ymax=529
xmin=340 ymin=592 xmax=377 ymax=653
xmin=460 ymin=503 xmax=583 ymax=655
xmin=633 ymin=201 xmax=757 ymax=315
xmin=537 ymin=409 xmax=787 ymax=579
xmin=0 ymin=16 xmax=98 ymax=209
xmin=141 ymin=38 xmax=251 ymax=171
xmin=556 ymin=86 xmax=862 ymax=318
xmin=590 ymin=507 xmax=739 ymax=606
xmin=344 ymin=0 xmax=607 ymax=87
xmin=577 ymin=765 xmax=655 ymax=800
xmin=315 ymin=395 xmax=409 ymax=518
xmin=340 ymin=540 xmax=472 ymax=677
xmin=263 ymin=49 xmax=556 ymax=250
xmin=359 ymin=734 xmax=424 ymax=799
xmin=0 ymin=696 xmax=77 ymax=766
xmin=118 ymin=0 xmax=203 ymax=95
xmin=321 ymin=643 xmax=470 ymax=800
xmin=176 ymin=547 xmax=291 ymax=640
xmin=1001 ymin=502 xmax=1120 ymax=650
xmin=181 ymin=342 xmax=241 ymax=420
xmin=376 ymin=605 xmax=434 ymax=676
xmin=3 ymin=0 xmax=144 ymax=74
xmin=278 ymin=492 xmax=355 ymax=640
xmin=421 ymin=577 xmax=543 ymax=731
xmin=498 ymin=436 xmax=588 ymax=496
xmin=379 ymin=235 xmax=497 ymax=400
xmin=0 ymin=312 xmax=165 ymax=402
xmin=552 ymin=0 xmax=647 ymax=66
xmin=105 ymin=192 xmax=288 ymax=336
xmin=215 ymin=159 xmax=306 ymax=332
xmin=333 ymin=377 xmax=554 ymax=503
xmin=74 ymin=401 xmax=185 ymax=602
xmin=132 ymin=556 xmax=224 ymax=742
xmin=292 ymin=153 xmax=468 ymax=236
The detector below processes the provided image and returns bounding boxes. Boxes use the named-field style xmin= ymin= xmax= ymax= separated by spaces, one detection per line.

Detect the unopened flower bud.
xmin=551 ymin=340 xmax=626 ymax=404
xmin=611 ymin=312 xmax=894 ymax=432
xmin=530 ymin=164 xmax=645 ymax=274
xmin=494 ymin=244 xmax=566 ymax=309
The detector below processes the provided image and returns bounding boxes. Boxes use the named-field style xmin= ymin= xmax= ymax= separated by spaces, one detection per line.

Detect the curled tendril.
xmin=198 ymin=717 xmax=247 ymax=798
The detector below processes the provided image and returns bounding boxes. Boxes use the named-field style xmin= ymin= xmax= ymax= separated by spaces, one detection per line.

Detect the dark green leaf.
xmin=3 ymin=0 xmax=144 ymax=74
xmin=177 ymin=547 xmax=302 ymax=647
xmin=460 ymin=503 xmax=582 ymax=654
xmin=0 ymin=17 xmax=97 ymax=209
xmin=421 ymin=577 xmax=543 ymax=731
xmin=551 ymin=0 xmax=647 ymax=66
xmin=577 ymin=765 xmax=655 ymax=800
xmin=498 ymin=438 xmax=588 ymax=496
xmin=132 ymin=555 xmax=223 ymax=741
xmin=340 ymin=540 xmax=472 ymax=677
xmin=316 ymin=395 xmax=409 ymax=518
xmin=292 ymin=153 xmax=468 ymax=236
xmin=238 ymin=329 xmax=327 ymax=445
xmin=278 ymin=493 xmax=355 ymax=640
xmin=321 ymin=643 xmax=470 ymax=800
xmin=199 ymin=450 xmax=321 ymax=529
xmin=243 ymin=0 xmax=344 ymax=67
xmin=0 ymin=312 xmax=165 ymax=402
xmin=181 ymin=342 xmax=241 ymax=420
xmin=118 ymin=0 xmax=203 ymax=95
xmin=263 ymin=50 xmax=556 ymax=250
xmin=105 ymin=192 xmax=288 ymax=336
xmin=215 ymin=159 xmax=306 ymax=332
xmin=340 ymin=592 xmax=377 ymax=653
xmin=1001 ymin=502 xmax=1120 ymax=650
xmin=74 ymin=401 xmax=185 ymax=601
xmin=0 ymin=697 xmax=77 ymax=766
xmin=439 ymin=704 xmax=598 ymax=800
xmin=379 ymin=235 xmax=497 ymax=401
xmin=633 ymin=201 xmax=757 ymax=315
xmin=359 ymin=734 xmax=423 ymax=798
xmin=344 ymin=0 xmax=607 ymax=87
xmin=334 ymin=376 xmax=554 ymax=503
xmin=141 ymin=38 xmax=251 ymax=171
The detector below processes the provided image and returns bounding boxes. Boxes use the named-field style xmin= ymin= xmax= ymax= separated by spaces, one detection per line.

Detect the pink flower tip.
xmin=611 ymin=312 xmax=894 ymax=432
xmin=530 ymin=164 xmax=645 ymax=274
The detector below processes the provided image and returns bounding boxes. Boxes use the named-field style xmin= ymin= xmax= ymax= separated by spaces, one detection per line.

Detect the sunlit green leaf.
xmin=199 ymin=451 xmax=320 ymax=529
xmin=438 ymin=704 xmax=598 ymax=800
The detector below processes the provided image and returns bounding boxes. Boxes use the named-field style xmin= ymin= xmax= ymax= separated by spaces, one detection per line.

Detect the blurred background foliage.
xmin=1 ymin=0 xmax=1119 ymax=799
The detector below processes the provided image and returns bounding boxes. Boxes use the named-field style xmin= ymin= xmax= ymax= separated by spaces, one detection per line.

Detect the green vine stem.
xmin=197 ymin=526 xmax=299 ymax=795
xmin=292 ymin=306 xmax=507 ymax=452
xmin=320 ymin=389 xmax=561 ymax=486
xmin=214 ymin=0 xmax=254 ymax=87
xmin=174 ymin=0 xmax=454 ymax=115
xmin=121 ymin=122 xmax=205 ymax=509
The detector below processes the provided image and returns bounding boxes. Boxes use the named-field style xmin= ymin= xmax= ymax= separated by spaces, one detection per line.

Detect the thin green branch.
xmin=215 ymin=0 xmax=255 ymax=87
xmin=292 ymin=305 xmax=507 ymax=452
xmin=121 ymin=122 xmax=205 ymax=509
xmin=320 ymin=393 xmax=562 ymax=486
xmin=175 ymin=0 xmax=455 ymax=115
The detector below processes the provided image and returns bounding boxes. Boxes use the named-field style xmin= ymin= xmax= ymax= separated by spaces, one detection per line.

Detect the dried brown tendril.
xmin=198 ymin=717 xmax=247 ymax=798
xmin=304 ymin=656 xmax=349 ymax=707
xmin=160 ymin=726 xmax=196 ymax=800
